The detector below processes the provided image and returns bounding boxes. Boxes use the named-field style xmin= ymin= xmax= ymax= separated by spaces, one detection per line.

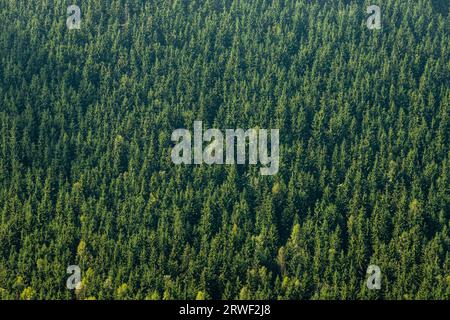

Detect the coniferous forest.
xmin=0 ymin=0 xmax=448 ymax=300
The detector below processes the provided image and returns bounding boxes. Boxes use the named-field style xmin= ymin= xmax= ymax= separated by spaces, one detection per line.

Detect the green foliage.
xmin=0 ymin=0 xmax=448 ymax=300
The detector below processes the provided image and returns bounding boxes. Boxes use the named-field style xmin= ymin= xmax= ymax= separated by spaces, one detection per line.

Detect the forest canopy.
xmin=0 ymin=0 xmax=448 ymax=300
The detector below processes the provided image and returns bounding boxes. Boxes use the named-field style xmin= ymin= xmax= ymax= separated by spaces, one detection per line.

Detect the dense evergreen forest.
xmin=0 ymin=0 xmax=448 ymax=300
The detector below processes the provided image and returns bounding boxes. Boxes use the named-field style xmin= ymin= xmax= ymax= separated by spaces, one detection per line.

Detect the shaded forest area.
xmin=0 ymin=0 xmax=448 ymax=299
